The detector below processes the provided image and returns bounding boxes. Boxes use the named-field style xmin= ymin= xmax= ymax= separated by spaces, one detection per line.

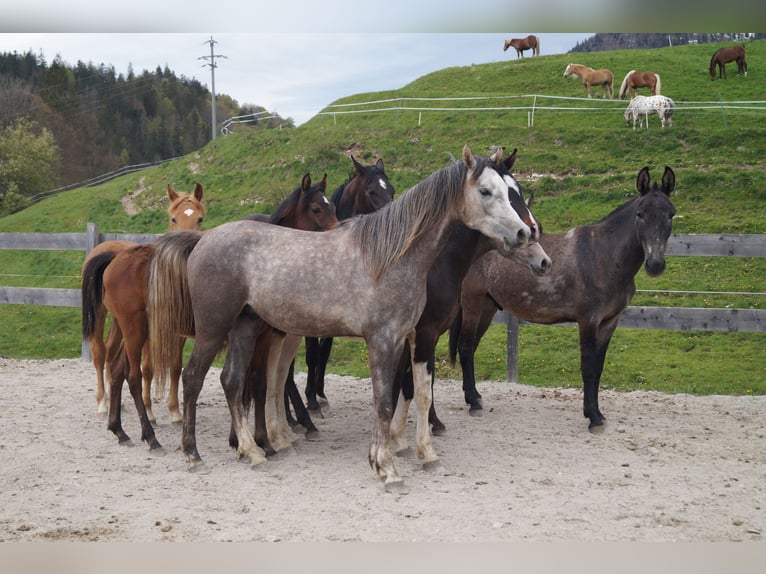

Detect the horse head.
xmin=167 ymin=182 xmax=205 ymax=231
xmin=634 ymin=166 xmax=676 ymax=276
xmin=298 ymin=173 xmax=338 ymax=231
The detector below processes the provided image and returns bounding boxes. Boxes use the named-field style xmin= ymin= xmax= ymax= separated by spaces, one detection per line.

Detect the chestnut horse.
xmin=146 ymin=145 xmax=532 ymax=486
xmin=710 ymin=45 xmax=747 ymax=80
xmin=81 ymin=174 xmax=336 ymax=449
xmin=81 ymin=182 xmax=205 ymax=418
xmin=449 ymin=167 xmax=676 ymax=430
xmin=503 ymin=35 xmax=539 ymax=58
xmin=563 ymin=63 xmax=614 ymax=99
xmin=618 ymin=70 xmax=661 ymax=99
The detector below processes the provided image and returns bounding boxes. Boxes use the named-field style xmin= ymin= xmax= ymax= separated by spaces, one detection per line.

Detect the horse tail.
xmin=654 ymin=74 xmax=661 ymax=95
xmin=619 ymin=70 xmax=633 ymax=99
xmin=607 ymin=70 xmax=614 ymax=98
xmin=447 ymin=306 xmax=463 ymax=367
xmin=147 ymin=231 xmax=203 ymax=392
xmin=710 ymin=50 xmax=719 ymax=78
xmin=81 ymin=251 xmax=119 ymax=341
xmin=535 ymin=35 xmax=540 ymax=56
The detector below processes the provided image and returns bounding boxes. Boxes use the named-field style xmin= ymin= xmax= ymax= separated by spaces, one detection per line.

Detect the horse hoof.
xmin=118 ymin=437 xmax=134 ymax=447
xmin=588 ymin=420 xmax=605 ymax=434
xmin=430 ymin=421 xmax=446 ymax=435
xmin=304 ymin=429 xmax=320 ymax=441
xmin=468 ymin=408 xmax=483 ymax=417
xmin=395 ymin=446 xmax=412 ymax=457
xmin=384 ymin=479 xmax=408 ymax=494
xmin=422 ymin=459 xmax=441 ymax=472
xmin=187 ymin=461 xmax=210 ymax=474
xmin=269 ymin=446 xmax=296 ymax=461
xmin=148 ymin=441 xmax=164 ymax=452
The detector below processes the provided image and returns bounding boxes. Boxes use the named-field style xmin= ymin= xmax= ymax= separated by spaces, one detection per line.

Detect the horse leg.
xmin=409 ymin=334 xmax=439 ymax=468
xmin=315 ymin=336 xmax=333 ymax=402
xmin=285 ymin=360 xmax=319 ymax=437
xmin=304 ymin=336 xmax=321 ymax=410
xmin=92 ymin=308 xmax=110 ymax=414
xmin=219 ymin=315 xmax=267 ymax=468
xmin=106 ymin=345 xmax=131 ymax=444
xmin=264 ymin=332 xmax=302 ymax=451
xmin=367 ymin=334 xmax=405 ymax=487
xmin=140 ymin=342 xmax=156 ymax=425
xmin=578 ymin=317 xmax=619 ymax=429
xmin=427 ymin=353 xmax=446 ymax=434
xmin=390 ymin=345 xmax=413 ymax=454
xmin=166 ymin=337 xmax=184 ymax=423
xmin=585 ymin=82 xmax=592 ymax=98
xmin=457 ymin=297 xmax=497 ymax=412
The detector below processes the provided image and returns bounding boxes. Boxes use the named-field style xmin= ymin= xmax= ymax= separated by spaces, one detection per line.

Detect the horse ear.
xmin=526 ymin=188 xmax=535 ymax=209
xmin=193 ymin=182 xmax=204 ymax=201
xmin=504 ymin=148 xmax=518 ymax=171
xmin=462 ymin=144 xmax=476 ymax=169
xmin=661 ymin=166 xmax=675 ymax=195
xmin=319 ymin=173 xmax=328 ymax=191
xmin=351 ymin=155 xmax=364 ymax=175
xmin=167 ymin=184 xmax=179 ymax=201
xmin=375 ymin=158 xmax=385 ymax=172
xmin=489 ymin=147 xmax=505 ymax=165
xmin=636 ymin=167 xmax=651 ymax=195
xmin=301 ymin=173 xmax=312 ymax=192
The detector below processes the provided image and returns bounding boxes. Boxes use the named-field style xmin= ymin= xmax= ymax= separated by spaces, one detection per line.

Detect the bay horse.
xmin=618 ymin=70 xmax=661 ymax=99
xmin=710 ymin=45 xmax=747 ymax=80
xmin=81 ymin=173 xmax=336 ymax=449
xmin=563 ymin=63 xmax=614 ymax=99
xmin=147 ymin=145 xmax=532 ymax=486
xmin=624 ymin=95 xmax=675 ymax=129
xmin=81 ymin=182 xmax=205 ymax=419
xmin=448 ymin=166 xmax=676 ymax=430
xmin=503 ymin=35 xmax=539 ymax=58
xmin=304 ymin=156 xmax=396 ymax=412
xmin=388 ymin=148 xmax=551 ymax=454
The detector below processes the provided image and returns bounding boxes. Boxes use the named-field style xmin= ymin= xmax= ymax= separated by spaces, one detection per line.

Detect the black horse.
xmin=449 ymin=166 xmax=676 ymax=429
xmin=389 ymin=149 xmax=551 ymax=452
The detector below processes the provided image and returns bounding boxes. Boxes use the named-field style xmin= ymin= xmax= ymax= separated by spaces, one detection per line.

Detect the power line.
xmin=198 ymin=36 xmax=227 ymax=140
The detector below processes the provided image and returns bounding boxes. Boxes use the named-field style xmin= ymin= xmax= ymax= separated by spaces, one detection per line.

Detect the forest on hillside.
xmin=571 ymin=32 xmax=765 ymax=52
xmin=0 ymin=51 xmax=291 ymax=191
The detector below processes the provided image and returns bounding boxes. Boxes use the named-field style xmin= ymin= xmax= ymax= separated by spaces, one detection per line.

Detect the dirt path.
xmin=0 ymin=358 xmax=763 ymax=542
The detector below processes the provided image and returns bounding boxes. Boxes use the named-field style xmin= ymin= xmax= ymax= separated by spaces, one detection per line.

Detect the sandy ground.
xmin=0 ymin=357 xmax=764 ymax=543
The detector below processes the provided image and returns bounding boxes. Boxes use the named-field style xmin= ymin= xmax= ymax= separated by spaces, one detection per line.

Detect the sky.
xmin=0 ymin=33 xmax=592 ymax=126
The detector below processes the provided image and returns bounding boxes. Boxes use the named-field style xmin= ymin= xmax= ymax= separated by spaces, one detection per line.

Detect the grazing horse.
xmin=147 ymin=145 xmax=532 ymax=486
xmin=503 ymin=35 xmax=540 ymax=58
xmin=304 ymin=156 xmax=396 ymax=412
xmin=81 ymin=174 xmax=335 ymax=449
xmin=710 ymin=45 xmax=747 ymax=80
xmin=81 ymin=182 xmax=205 ymax=419
xmin=449 ymin=166 xmax=676 ymax=429
xmin=563 ymin=63 xmax=614 ymax=99
xmin=624 ymin=95 xmax=676 ymax=129
xmin=618 ymin=70 xmax=661 ymax=99
xmin=388 ymin=148 xmax=551 ymax=452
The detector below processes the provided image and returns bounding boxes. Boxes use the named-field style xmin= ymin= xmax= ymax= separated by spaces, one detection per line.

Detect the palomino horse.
xmin=624 ymin=95 xmax=676 ymax=129
xmin=81 ymin=174 xmax=336 ymax=449
xmin=81 ymin=182 xmax=205 ymax=419
xmin=503 ymin=35 xmax=540 ymax=58
xmin=710 ymin=44 xmax=747 ymax=80
xmin=303 ymin=156 xmax=396 ymax=412
xmin=448 ymin=167 xmax=676 ymax=429
xmin=147 ymin=145 xmax=532 ymax=486
xmin=618 ymin=70 xmax=661 ymax=99
xmin=388 ymin=148 xmax=551 ymax=453
xmin=563 ymin=63 xmax=614 ymax=99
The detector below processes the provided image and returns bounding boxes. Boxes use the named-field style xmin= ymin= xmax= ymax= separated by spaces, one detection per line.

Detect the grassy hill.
xmin=1 ymin=39 xmax=764 ymax=396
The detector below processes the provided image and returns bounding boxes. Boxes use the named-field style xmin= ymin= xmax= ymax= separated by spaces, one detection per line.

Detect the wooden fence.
xmin=1 ymin=225 xmax=765 ymax=377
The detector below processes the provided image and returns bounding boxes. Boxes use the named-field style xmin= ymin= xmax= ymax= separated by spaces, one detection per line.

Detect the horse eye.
xmin=171 ymin=217 xmax=177 ymax=224
xmin=198 ymin=217 xmax=204 ymax=224
xmin=312 ymin=207 xmax=321 ymax=214
xmin=636 ymin=210 xmax=644 ymax=219
xmin=479 ymin=187 xmax=491 ymax=197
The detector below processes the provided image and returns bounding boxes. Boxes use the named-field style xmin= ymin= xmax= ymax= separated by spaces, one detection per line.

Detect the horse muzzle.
xmin=644 ymin=256 xmax=666 ymax=277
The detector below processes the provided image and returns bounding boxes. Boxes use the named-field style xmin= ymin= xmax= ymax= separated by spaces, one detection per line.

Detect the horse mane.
xmin=619 ymin=70 xmax=635 ymax=99
xmin=348 ymin=157 xmax=484 ymax=280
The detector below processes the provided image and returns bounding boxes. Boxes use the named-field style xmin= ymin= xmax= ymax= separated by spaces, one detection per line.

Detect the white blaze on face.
xmin=379 ymin=178 xmax=387 ymax=189
xmin=184 ymin=208 xmax=194 ymax=217
xmin=323 ymin=196 xmax=330 ymax=205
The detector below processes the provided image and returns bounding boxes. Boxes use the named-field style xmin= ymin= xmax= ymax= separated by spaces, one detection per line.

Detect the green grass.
xmin=1 ymin=39 xmax=765 ymax=396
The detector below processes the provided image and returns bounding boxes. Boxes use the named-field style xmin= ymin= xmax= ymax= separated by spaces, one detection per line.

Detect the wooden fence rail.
xmin=1 ymin=225 xmax=765 ymax=374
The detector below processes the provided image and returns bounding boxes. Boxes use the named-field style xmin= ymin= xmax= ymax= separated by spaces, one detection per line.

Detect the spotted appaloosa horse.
xmin=624 ymin=95 xmax=676 ymax=129
xmin=449 ymin=166 xmax=676 ymax=430
xmin=503 ymin=35 xmax=540 ymax=58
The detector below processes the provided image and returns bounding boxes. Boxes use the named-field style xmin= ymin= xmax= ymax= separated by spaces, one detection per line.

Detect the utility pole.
xmin=199 ymin=36 xmax=227 ymax=140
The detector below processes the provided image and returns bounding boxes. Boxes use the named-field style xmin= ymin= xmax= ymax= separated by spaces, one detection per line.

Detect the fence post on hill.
xmin=506 ymin=315 xmax=520 ymax=383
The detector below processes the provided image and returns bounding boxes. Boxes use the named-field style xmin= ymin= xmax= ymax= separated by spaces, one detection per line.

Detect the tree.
xmin=0 ymin=117 xmax=60 ymax=215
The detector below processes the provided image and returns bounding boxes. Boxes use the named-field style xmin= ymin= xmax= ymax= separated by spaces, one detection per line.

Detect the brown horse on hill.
xmin=710 ymin=45 xmax=747 ymax=80
xmin=619 ymin=70 xmax=661 ymax=99
xmin=503 ymin=35 xmax=540 ymax=58
xmin=563 ymin=63 xmax=614 ymax=99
